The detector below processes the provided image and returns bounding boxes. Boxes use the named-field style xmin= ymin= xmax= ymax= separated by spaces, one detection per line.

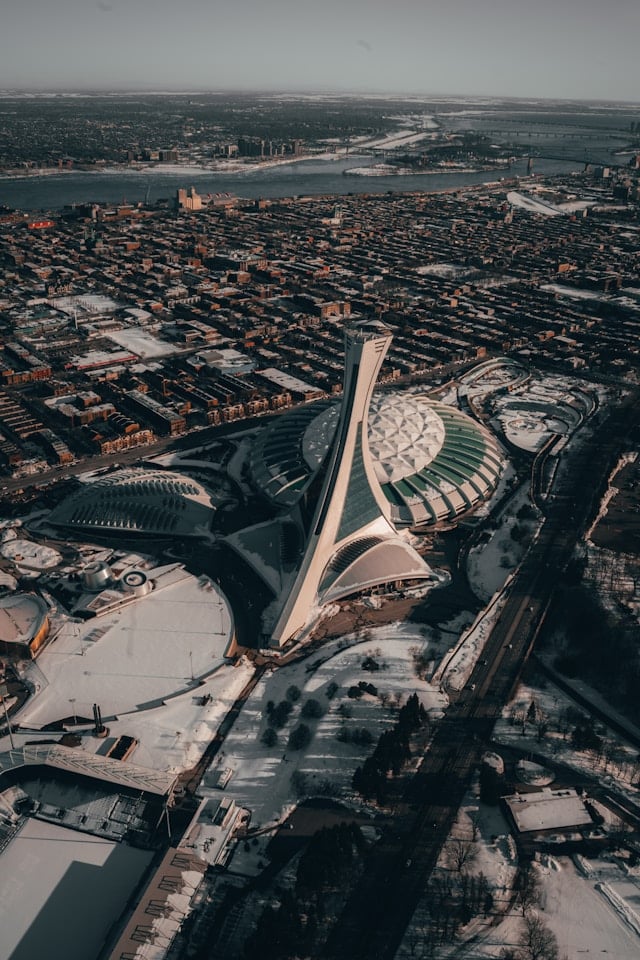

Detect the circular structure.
xmin=0 ymin=594 xmax=50 ymax=658
xmin=250 ymin=391 xmax=504 ymax=526
xmin=82 ymin=560 xmax=112 ymax=591
xmin=121 ymin=570 xmax=152 ymax=597
xmin=49 ymin=468 xmax=216 ymax=538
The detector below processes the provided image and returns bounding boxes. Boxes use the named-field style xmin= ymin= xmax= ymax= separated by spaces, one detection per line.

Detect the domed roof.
xmin=303 ymin=393 xmax=447 ymax=485
xmin=250 ymin=391 xmax=505 ymax=526
xmin=49 ymin=467 xmax=216 ymax=538
xmin=0 ymin=593 xmax=49 ymax=646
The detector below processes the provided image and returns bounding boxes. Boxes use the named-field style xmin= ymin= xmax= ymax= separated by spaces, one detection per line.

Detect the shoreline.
xmin=343 ymin=163 xmax=512 ymax=178
xmin=0 ymin=151 xmax=370 ymax=183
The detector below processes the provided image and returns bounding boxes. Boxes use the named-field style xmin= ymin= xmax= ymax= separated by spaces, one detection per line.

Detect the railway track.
xmin=321 ymin=390 xmax=639 ymax=960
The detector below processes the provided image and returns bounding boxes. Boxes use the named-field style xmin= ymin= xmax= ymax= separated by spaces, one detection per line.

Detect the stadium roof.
xmin=250 ymin=391 xmax=505 ymax=526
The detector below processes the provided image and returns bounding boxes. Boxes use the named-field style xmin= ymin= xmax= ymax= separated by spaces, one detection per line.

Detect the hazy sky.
xmin=2 ymin=0 xmax=639 ymax=101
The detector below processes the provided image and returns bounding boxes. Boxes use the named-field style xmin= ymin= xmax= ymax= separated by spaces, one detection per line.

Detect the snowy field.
xmin=398 ymin=791 xmax=519 ymax=958
xmin=467 ymin=484 xmax=540 ymax=603
xmin=0 ymin=818 xmax=152 ymax=960
xmin=507 ymin=191 xmax=562 ymax=217
xmin=398 ymin=784 xmax=640 ymax=959
xmin=469 ymin=856 xmax=640 ymax=959
xmin=204 ymin=624 xmax=448 ymax=836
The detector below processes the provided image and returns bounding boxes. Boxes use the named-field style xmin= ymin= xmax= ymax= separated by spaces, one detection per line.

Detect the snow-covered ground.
xmin=399 ymin=783 xmax=640 ymax=959
xmin=203 ymin=624 xmax=448 ymax=837
xmin=398 ymin=791 xmax=518 ymax=958
xmin=482 ymin=856 xmax=640 ymax=959
xmin=467 ymin=484 xmax=540 ymax=603
xmin=436 ymin=599 xmax=510 ymax=693
xmin=541 ymin=282 xmax=606 ymax=300
xmin=94 ymin=657 xmax=254 ymax=774
xmin=495 ymin=677 xmax=640 ymax=798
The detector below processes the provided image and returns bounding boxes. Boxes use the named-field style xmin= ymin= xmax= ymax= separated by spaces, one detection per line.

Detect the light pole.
xmin=0 ymin=683 xmax=15 ymax=750
xmin=69 ymin=698 xmax=77 ymax=725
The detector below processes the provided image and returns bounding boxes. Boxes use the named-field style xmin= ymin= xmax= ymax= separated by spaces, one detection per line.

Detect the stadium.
xmin=250 ymin=390 xmax=505 ymax=527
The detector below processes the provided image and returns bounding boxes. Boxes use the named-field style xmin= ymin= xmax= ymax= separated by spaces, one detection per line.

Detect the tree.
xmin=362 ymin=656 xmax=380 ymax=672
xmin=479 ymin=763 xmax=504 ymax=805
xmin=270 ymin=699 xmax=294 ymax=728
xmin=446 ymin=838 xmax=477 ymax=874
xmin=301 ymin=698 xmax=323 ymax=720
xmin=514 ymin=864 xmax=541 ymax=916
xmin=510 ymin=524 xmax=526 ymax=543
xmin=288 ymin=723 xmax=312 ymax=750
xmin=326 ymin=681 xmax=339 ymax=699
xmin=261 ymin=727 xmax=278 ymax=747
xmin=519 ymin=911 xmax=560 ymax=960
xmin=286 ymin=684 xmax=301 ymax=702
xmin=571 ymin=721 xmax=602 ymax=753
xmin=351 ymin=727 xmax=373 ymax=746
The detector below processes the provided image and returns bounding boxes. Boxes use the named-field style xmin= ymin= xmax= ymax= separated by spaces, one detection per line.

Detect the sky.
xmin=2 ymin=0 xmax=639 ymax=102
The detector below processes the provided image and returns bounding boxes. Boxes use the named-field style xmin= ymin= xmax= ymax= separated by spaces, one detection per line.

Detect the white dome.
xmin=251 ymin=389 xmax=505 ymax=526
xmin=303 ymin=394 xmax=446 ymax=484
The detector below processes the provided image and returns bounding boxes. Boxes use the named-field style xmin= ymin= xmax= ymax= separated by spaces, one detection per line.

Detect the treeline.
xmin=552 ymin=584 xmax=640 ymax=722
xmin=243 ymin=823 xmax=365 ymax=960
xmin=352 ymin=693 xmax=428 ymax=802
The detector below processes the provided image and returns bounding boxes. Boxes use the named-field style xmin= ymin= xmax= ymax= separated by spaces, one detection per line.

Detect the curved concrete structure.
xmin=269 ymin=320 xmax=434 ymax=646
xmin=251 ymin=392 xmax=503 ymax=527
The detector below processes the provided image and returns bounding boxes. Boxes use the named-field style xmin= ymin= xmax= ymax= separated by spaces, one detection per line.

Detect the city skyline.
xmin=2 ymin=0 xmax=640 ymax=102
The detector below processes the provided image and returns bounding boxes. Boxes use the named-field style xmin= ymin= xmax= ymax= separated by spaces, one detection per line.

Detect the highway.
xmin=321 ymin=390 xmax=639 ymax=960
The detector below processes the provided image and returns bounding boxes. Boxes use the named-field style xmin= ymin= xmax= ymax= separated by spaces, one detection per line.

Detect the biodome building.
xmin=251 ymin=390 xmax=504 ymax=528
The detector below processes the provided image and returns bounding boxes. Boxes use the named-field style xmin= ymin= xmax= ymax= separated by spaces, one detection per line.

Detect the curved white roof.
xmin=0 ymin=594 xmax=48 ymax=645
xmin=252 ymin=389 xmax=505 ymax=527
xmin=304 ymin=393 xmax=446 ymax=484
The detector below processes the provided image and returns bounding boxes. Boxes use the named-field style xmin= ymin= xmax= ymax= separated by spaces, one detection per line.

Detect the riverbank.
xmin=0 ymin=156 xmax=581 ymax=212
xmin=344 ymin=162 xmax=512 ymax=177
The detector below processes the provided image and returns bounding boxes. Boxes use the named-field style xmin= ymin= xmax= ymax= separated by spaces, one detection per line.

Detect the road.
xmin=321 ymin=390 xmax=639 ymax=960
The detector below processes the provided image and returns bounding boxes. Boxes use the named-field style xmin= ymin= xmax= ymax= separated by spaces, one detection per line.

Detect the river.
xmin=0 ymin=156 xmax=581 ymax=212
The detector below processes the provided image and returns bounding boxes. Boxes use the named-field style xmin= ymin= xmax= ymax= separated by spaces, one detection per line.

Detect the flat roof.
xmin=504 ymin=788 xmax=593 ymax=834
xmin=0 ymin=818 xmax=152 ymax=960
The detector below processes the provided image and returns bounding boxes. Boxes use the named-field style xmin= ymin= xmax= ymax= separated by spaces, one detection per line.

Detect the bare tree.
xmin=514 ymin=864 xmax=541 ymax=916
xmin=520 ymin=911 xmax=560 ymax=960
xmin=446 ymin=838 xmax=477 ymax=874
